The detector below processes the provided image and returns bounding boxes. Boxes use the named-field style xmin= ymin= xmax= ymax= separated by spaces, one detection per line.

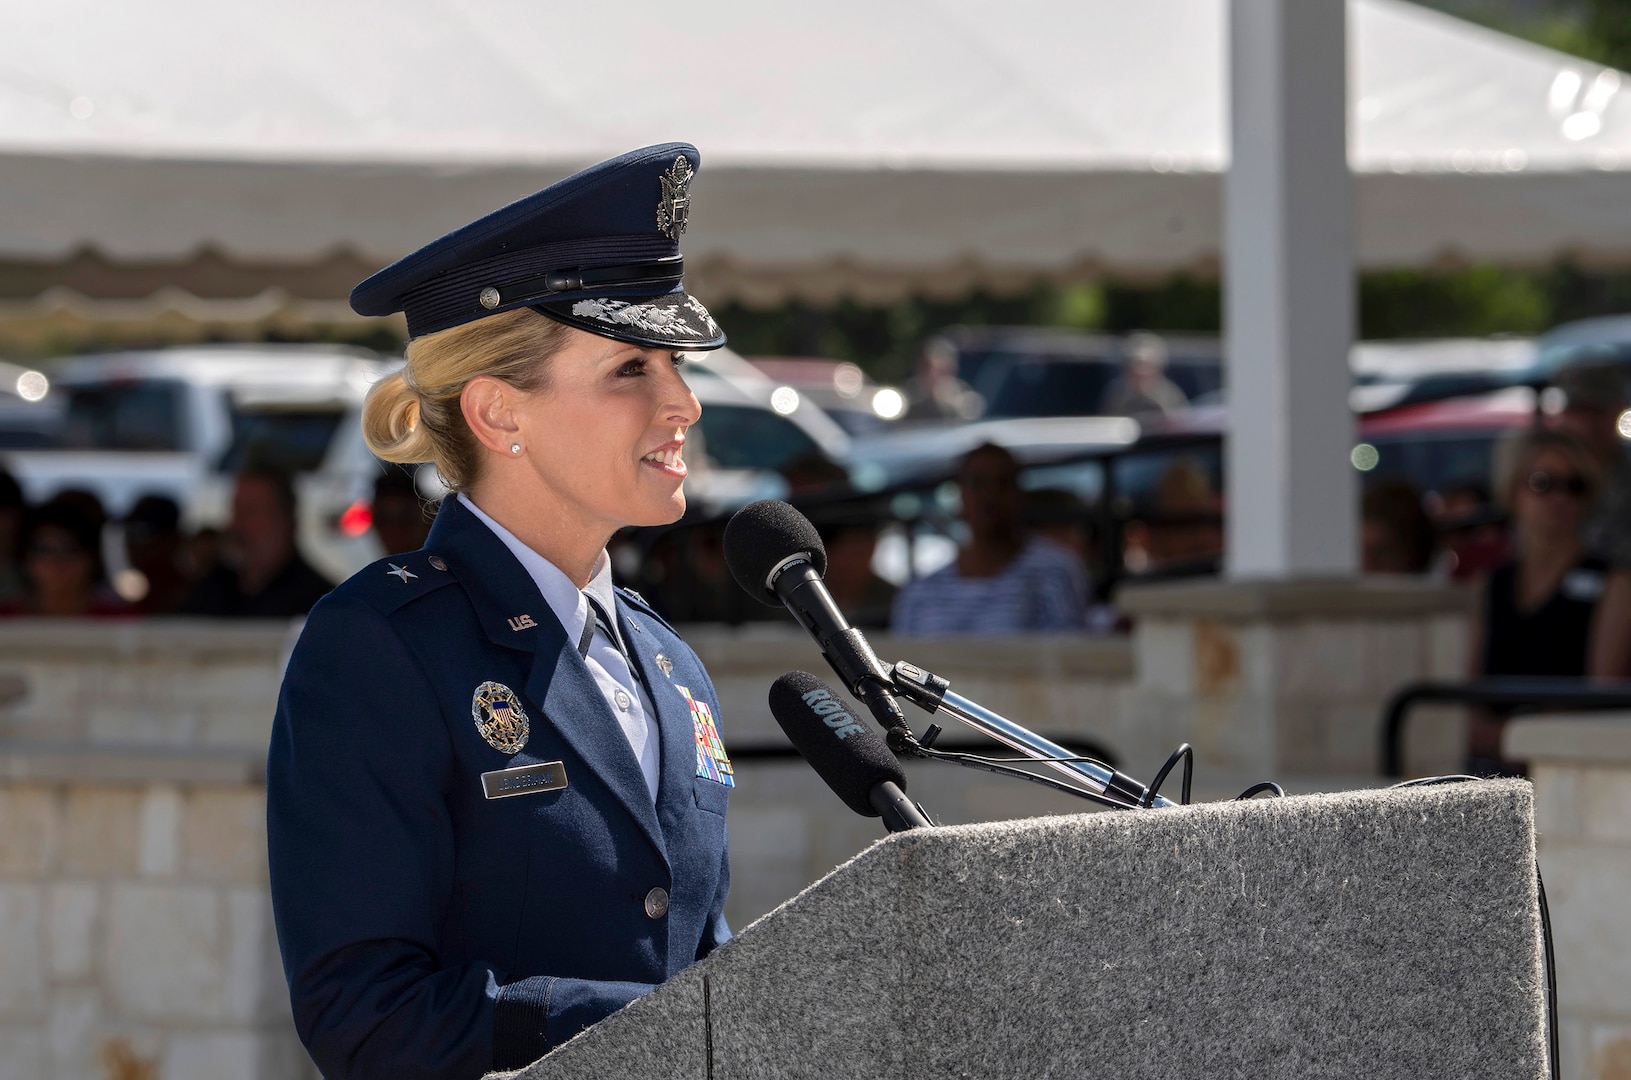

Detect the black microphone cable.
xmin=896 ymin=730 xmax=1286 ymax=811
xmin=897 ymin=736 xmax=1145 ymax=812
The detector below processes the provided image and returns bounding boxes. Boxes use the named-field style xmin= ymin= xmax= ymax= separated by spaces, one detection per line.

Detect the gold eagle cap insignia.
xmin=471 ymin=681 xmax=529 ymax=755
xmin=656 ymin=155 xmax=693 ymax=240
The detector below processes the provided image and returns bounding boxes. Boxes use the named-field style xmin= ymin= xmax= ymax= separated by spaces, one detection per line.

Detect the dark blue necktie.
xmin=577 ymin=596 xmax=643 ymax=687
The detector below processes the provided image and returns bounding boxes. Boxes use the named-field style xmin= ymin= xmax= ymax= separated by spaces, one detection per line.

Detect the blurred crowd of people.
xmin=6 ymin=358 xmax=1630 ymax=741
xmin=0 ymin=466 xmax=431 ymax=620
xmin=1346 ymin=363 xmax=1631 ymax=774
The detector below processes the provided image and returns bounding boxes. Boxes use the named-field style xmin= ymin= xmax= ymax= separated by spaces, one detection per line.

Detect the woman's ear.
xmin=461 ymin=376 xmax=521 ymax=456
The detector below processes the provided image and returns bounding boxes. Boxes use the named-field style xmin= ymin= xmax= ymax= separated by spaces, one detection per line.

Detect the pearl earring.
xmin=510 ymin=443 xmax=521 ymax=455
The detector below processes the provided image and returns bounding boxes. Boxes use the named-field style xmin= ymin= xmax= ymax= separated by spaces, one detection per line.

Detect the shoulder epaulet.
xmin=615 ymin=585 xmax=680 ymax=636
xmin=339 ymin=552 xmax=461 ymax=615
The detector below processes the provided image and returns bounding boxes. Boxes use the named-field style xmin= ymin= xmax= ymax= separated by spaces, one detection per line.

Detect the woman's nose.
xmin=663 ymin=365 xmax=702 ymax=425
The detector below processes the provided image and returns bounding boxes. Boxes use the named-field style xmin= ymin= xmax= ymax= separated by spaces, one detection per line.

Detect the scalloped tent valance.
xmin=2 ymin=0 xmax=1629 ymax=313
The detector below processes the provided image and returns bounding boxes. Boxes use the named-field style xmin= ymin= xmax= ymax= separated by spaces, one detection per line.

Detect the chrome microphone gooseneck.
xmin=887 ymin=660 xmax=1176 ymax=809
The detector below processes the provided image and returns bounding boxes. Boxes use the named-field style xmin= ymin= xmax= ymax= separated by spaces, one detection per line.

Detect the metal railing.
xmin=1379 ymin=677 xmax=1631 ymax=776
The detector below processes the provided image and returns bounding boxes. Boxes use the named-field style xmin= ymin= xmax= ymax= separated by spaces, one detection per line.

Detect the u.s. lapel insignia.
xmin=656 ymin=155 xmax=693 ymax=240
xmin=677 ymin=685 xmax=734 ymax=787
xmin=507 ymin=614 xmax=537 ymax=632
xmin=471 ymin=681 xmax=529 ymax=754
xmin=654 ymin=653 xmax=673 ymax=678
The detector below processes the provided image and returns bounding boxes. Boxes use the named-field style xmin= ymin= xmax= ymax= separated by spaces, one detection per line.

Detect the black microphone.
xmin=724 ymin=500 xmax=910 ymax=742
xmin=769 ymin=671 xmax=931 ymax=832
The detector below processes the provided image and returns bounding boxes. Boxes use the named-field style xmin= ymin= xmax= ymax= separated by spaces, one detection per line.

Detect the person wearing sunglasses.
xmin=1467 ymin=426 xmax=1606 ymax=774
xmin=1544 ymin=363 xmax=1631 ymax=679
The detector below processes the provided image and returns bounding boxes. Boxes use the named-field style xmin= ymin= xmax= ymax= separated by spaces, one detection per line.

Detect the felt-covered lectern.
xmin=498 ymin=780 xmax=1546 ymax=1079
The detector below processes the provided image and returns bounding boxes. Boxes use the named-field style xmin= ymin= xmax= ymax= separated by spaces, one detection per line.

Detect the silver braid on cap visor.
xmin=568 ymin=296 xmax=721 ymax=339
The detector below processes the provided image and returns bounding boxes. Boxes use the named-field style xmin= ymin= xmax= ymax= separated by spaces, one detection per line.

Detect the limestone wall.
xmin=1119 ymin=578 xmax=1472 ymax=776
xmin=1507 ymin=717 xmax=1631 ymax=1080
xmin=0 ymin=621 xmax=297 ymax=751
xmin=0 ymin=748 xmax=310 ymax=1080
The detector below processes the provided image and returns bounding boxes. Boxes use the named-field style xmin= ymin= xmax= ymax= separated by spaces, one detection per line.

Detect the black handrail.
xmin=1379 ymin=677 xmax=1631 ymax=776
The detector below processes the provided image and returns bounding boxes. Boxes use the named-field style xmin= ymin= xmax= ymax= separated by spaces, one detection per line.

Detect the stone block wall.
xmin=0 ymin=621 xmax=296 ymax=752
xmin=0 ymin=750 xmax=311 ymax=1080
xmin=1508 ymin=717 xmax=1631 ymax=1080
xmin=1119 ymin=578 xmax=1472 ymax=777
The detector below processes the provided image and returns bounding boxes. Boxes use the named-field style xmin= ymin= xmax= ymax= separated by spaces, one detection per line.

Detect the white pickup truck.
xmin=1 ymin=344 xmax=402 ymax=583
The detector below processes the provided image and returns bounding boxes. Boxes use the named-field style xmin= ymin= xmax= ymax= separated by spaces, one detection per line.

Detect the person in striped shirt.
xmin=891 ymin=442 xmax=1089 ymax=635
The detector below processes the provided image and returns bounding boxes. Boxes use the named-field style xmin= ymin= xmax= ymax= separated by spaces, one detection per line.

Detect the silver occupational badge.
xmin=656 ymin=155 xmax=693 ymax=240
xmin=471 ymin=681 xmax=529 ymax=754
xmin=655 ymin=653 xmax=673 ymax=678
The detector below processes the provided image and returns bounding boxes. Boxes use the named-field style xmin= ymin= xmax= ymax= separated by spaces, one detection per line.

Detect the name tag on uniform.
xmin=481 ymin=761 xmax=568 ymax=800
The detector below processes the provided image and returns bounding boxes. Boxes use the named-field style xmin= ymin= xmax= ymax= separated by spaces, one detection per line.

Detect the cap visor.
xmin=533 ymin=291 xmax=725 ymax=350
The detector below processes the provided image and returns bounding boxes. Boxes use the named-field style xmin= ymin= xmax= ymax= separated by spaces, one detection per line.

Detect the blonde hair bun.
xmin=362 ymin=309 xmax=572 ymax=490
xmin=361 ymin=372 xmax=435 ymax=464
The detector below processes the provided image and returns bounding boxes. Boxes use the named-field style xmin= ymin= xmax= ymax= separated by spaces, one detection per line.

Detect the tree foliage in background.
xmin=716 ymin=261 xmax=1631 ymax=381
xmin=1429 ymin=0 xmax=1631 ymax=71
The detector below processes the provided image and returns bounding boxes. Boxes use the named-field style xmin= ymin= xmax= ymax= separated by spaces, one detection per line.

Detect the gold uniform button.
xmin=644 ymin=887 xmax=669 ymax=919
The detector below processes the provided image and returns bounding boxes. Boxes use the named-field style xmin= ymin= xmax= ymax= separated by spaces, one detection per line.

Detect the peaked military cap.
xmin=350 ymin=143 xmax=725 ymax=349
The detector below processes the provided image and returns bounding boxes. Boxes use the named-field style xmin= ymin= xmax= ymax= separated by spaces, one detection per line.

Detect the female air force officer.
xmin=267 ymin=144 xmax=734 ymax=1080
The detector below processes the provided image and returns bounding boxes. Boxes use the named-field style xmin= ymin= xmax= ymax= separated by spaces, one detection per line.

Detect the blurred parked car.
xmin=745 ymin=357 xmax=906 ymax=436
xmin=0 ymin=360 xmax=62 ymax=450
xmin=847 ymin=415 xmax=1139 ymax=495
xmin=1526 ymin=314 xmax=1631 ymax=382
xmin=678 ymin=349 xmax=853 ymax=510
xmin=1354 ymin=387 xmax=1535 ymax=499
xmin=930 ymin=326 xmax=1225 ymax=419
xmin=1349 ymin=337 xmax=1536 ymax=413
xmin=0 ymin=345 xmax=401 ymax=583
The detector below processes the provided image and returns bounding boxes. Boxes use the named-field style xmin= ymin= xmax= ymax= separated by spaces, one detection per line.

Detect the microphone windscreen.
xmin=723 ymin=500 xmax=829 ymax=606
xmin=770 ymin=671 xmax=905 ymax=818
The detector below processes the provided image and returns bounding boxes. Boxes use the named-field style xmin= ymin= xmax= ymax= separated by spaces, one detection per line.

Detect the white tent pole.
xmin=1225 ymin=0 xmax=1357 ymax=578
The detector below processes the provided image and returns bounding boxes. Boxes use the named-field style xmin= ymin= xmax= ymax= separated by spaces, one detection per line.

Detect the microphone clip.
xmin=888 ymin=661 xmax=950 ymax=712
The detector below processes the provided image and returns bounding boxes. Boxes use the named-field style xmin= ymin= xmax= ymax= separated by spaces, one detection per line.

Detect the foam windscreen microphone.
xmin=722 ymin=499 xmax=828 ymax=606
xmin=725 ymin=501 xmax=909 ymax=741
xmin=770 ymin=671 xmax=930 ymax=832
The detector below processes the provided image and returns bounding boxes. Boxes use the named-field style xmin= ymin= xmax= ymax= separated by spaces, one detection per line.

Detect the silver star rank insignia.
xmin=655 ymin=653 xmax=673 ymax=678
xmin=387 ymin=563 xmax=417 ymax=583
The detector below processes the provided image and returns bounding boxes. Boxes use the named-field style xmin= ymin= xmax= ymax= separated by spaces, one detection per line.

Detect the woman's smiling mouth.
xmin=641 ymin=444 xmax=687 ymax=477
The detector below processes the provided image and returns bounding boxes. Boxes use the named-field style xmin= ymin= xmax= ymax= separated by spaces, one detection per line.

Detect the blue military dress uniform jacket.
xmin=267 ymin=496 xmax=732 ymax=1079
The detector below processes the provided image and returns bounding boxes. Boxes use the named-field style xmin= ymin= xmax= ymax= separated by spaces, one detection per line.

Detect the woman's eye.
xmin=617 ymin=359 xmax=647 ymax=377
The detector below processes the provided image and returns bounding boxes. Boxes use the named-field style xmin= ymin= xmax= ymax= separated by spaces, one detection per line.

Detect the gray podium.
xmin=500 ymin=780 xmax=1547 ymax=1079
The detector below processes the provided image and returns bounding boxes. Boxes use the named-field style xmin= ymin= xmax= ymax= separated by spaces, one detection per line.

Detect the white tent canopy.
xmin=3 ymin=0 xmax=1630 ymax=307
